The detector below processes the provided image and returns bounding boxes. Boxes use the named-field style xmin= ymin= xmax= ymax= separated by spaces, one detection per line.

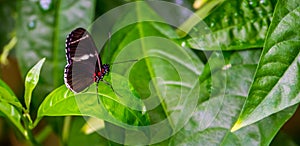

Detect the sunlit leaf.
xmin=168 ymin=50 xmax=297 ymax=145
xmin=232 ymin=0 xmax=300 ymax=131
xmin=24 ymin=58 xmax=45 ymax=110
xmin=0 ymin=80 xmax=25 ymax=137
xmin=0 ymin=79 xmax=22 ymax=109
xmin=33 ymin=73 xmax=148 ymax=129
xmin=0 ymin=102 xmax=25 ymax=137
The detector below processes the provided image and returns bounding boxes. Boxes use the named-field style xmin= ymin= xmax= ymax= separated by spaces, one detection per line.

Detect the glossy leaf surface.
xmin=0 ymin=80 xmax=25 ymax=137
xmin=169 ymin=50 xmax=297 ymax=146
xmin=232 ymin=0 xmax=300 ymax=131
xmin=188 ymin=0 xmax=277 ymax=50
xmin=24 ymin=58 xmax=45 ymax=110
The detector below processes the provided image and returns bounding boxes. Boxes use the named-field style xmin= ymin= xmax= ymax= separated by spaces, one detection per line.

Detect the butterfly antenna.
xmin=111 ymin=59 xmax=139 ymax=65
xmin=107 ymin=32 xmax=138 ymax=65
xmin=108 ymin=32 xmax=112 ymax=59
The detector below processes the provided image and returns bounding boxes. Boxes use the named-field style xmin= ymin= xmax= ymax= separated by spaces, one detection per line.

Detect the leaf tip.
xmin=40 ymin=57 xmax=46 ymax=64
xmin=230 ymin=119 xmax=243 ymax=132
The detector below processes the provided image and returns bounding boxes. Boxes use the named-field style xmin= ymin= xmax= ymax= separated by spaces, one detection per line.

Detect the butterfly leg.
xmin=96 ymin=83 xmax=101 ymax=104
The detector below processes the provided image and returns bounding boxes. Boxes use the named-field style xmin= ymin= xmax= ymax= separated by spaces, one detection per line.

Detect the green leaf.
xmin=0 ymin=80 xmax=25 ymax=138
xmin=16 ymin=0 xmax=96 ymax=103
xmin=24 ymin=58 xmax=45 ymax=111
xmin=169 ymin=50 xmax=297 ymax=145
xmin=33 ymin=85 xmax=84 ymax=125
xmin=0 ymin=79 xmax=22 ymax=109
xmin=0 ymin=79 xmax=23 ymax=109
xmin=232 ymin=0 xmax=300 ymax=131
xmin=33 ymin=73 xmax=148 ymax=129
xmin=188 ymin=0 xmax=277 ymax=50
xmin=0 ymin=102 xmax=25 ymax=137
xmin=99 ymin=2 xmax=204 ymax=144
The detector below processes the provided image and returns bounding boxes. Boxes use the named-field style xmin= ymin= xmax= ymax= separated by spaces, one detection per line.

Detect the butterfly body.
xmin=64 ymin=27 xmax=110 ymax=93
xmin=93 ymin=64 xmax=110 ymax=83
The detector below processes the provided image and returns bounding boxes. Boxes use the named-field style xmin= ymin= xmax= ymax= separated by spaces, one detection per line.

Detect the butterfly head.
xmin=102 ymin=64 xmax=110 ymax=75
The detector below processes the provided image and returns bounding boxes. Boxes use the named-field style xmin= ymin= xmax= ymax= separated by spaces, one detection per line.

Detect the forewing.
xmin=64 ymin=28 xmax=100 ymax=92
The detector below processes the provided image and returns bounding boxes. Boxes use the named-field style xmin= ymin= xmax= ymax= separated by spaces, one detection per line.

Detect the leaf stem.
xmin=0 ymin=36 xmax=17 ymax=65
xmin=22 ymin=113 xmax=41 ymax=146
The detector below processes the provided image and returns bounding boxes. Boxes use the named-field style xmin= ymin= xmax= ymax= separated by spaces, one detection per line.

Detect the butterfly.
xmin=64 ymin=27 xmax=110 ymax=93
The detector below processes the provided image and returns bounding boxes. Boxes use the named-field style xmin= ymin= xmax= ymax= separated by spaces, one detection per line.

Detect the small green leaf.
xmin=232 ymin=0 xmax=300 ymax=131
xmin=0 ymin=80 xmax=25 ymax=137
xmin=0 ymin=102 xmax=25 ymax=136
xmin=0 ymin=79 xmax=23 ymax=109
xmin=24 ymin=58 xmax=45 ymax=111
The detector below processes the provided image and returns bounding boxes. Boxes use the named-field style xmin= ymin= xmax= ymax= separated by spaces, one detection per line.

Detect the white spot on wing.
xmin=69 ymin=34 xmax=89 ymax=45
xmin=71 ymin=53 xmax=95 ymax=61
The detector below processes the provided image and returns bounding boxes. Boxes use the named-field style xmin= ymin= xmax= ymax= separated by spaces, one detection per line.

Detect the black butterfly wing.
xmin=64 ymin=27 xmax=101 ymax=93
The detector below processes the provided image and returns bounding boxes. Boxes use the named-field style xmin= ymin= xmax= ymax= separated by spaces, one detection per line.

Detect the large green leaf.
xmin=168 ymin=50 xmax=297 ymax=146
xmin=102 ymin=2 xmax=203 ymax=144
xmin=16 ymin=0 xmax=95 ymax=104
xmin=34 ymin=73 xmax=149 ymax=128
xmin=187 ymin=0 xmax=277 ymax=50
xmin=232 ymin=0 xmax=300 ymax=131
